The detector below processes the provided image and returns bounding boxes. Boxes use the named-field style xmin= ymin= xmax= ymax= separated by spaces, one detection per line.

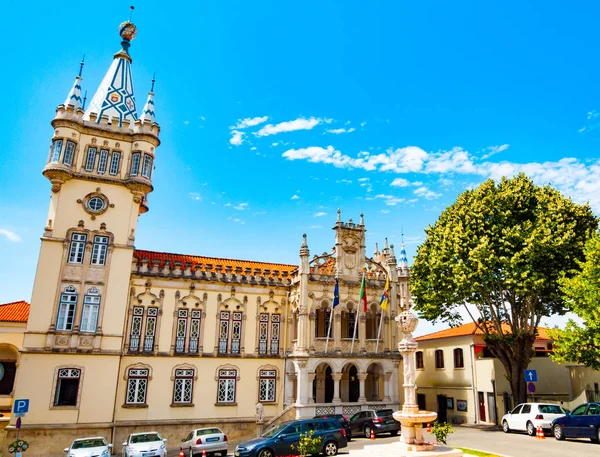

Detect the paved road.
xmin=167 ymin=426 xmax=599 ymax=457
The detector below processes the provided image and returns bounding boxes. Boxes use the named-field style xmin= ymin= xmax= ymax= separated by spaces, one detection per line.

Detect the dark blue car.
xmin=235 ymin=419 xmax=347 ymax=457
xmin=552 ymin=402 xmax=600 ymax=442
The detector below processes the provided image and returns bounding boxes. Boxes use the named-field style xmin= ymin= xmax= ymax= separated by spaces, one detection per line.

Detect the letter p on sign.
xmin=13 ymin=399 xmax=29 ymax=415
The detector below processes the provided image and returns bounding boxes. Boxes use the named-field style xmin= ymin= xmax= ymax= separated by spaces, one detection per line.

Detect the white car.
xmin=64 ymin=437 xmax=112 ymax=457
xmin=122 ymin=432 xmax=167 ymax=457
xmin=502 ymin=403 xmax=567 ymax=436
xmin=181 ymin=427 xmax=228 ymax=457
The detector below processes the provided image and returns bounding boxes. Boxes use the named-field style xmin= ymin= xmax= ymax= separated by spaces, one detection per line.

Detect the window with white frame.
xmin=258 ymin=313 xmax=269 ymax=355
xmin=259 ymin=369 xmax=276 ymax=402
xmin=97 ymin=149 xmax=109 ymax=174
xmin=126 ymin=368 xmax=149 ymax=404
xmin=109 ymin=151 xmax=121 ymax=175
xmin=217 ymin=369 xmax=237 ymax=403
xmin=129 ymin=307 xmax=144 ymax=351
xmin=130 ymin=152 xmax=141 ymax=176
xmin=68 ymin=233 xmax=87 ymax=264
xmin=143 ymin=308 xmax=158 ymax=352
xmin=175 ymin=309 xmax=188 ymax=353
xmin=90 ymin=236 xmax=109 ymax=266
xmin=84 ymin=147 xmax=97 ymax=171
xmin=80 ymin=287 xmax=100 ymax=332
xmin=50 ymin=139 xmax=63 ymax=162
xmin=56 ymin=286 xmax=78 ymax=331
xmin=189 ymin=309 xmax=201 ymax=354
xmin=173 ymin=369 xmax=194 ymax=404
xmin=141 ymin=154 xmax=153 ymax=179
xmin=54 ymin=368 xmax=81 ymax=406
xmin=270 ymin=314 xmax=280 ymax=354
xmin=231 ymin=312 xmax=242 ymax=354
xmin=218 ymin=311 xmax=229 ymax=354
xmin=63 ymin=141 xmax=76 ymax=166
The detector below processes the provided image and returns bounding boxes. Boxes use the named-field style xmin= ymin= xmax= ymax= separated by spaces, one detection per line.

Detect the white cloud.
xmin=380 ymin=209 xmax=390 ymax=214
xmin=374 ymin=194 xmax=405 ymax=206
xmin=229 ymin=130 xmax=245 ymax=146
xmin=291 ymin=194 xmax=300 ymax=200
xmin=337 ymin=179 xmax=352 ymax=184
xmin=189 ymin=192 xmax=202 ymax=201
xmin=228 ymin=217 xmax=245 ymax=225
xmin=414 ymin=186 xmax=442 ymax=200
xmin=308 ymin=225 xmax=323 ymax=229
xmin=232 ymin=116 xmax=269 ymax=129
xmin=233 ymin=203 xmax=249 ymax=211
xmin=0 ymin=229 xmax=21 ymax=242
xmin=183 ymin=120 xmax=190 ymax=125
xmin=358 ymin=177 xmax=370 ymax=182
xmin=326 ymin=127 xmax=356 ymax=134
xmin=314 ymin=212 xmax=327 ymax=217
xmin=360 ymin=122 xmax=367 ymax=127
xmin=390 ymin=178 xmax=410 ymax=187
xmin=481 ymin=144 xmax=510 ymax=160
xmin=257 ymin=117 xmax=326 ymax=137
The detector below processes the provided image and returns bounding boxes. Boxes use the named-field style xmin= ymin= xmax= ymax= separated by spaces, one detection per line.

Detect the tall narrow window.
xmin=231 ymin=312 xmax=242 ymax=354
xmin=173 ymin=369 xmax=194 ymax=404
xmin=258 ymin=314 xmax=269 ymax=355
xmin=68 ymin=233 xmax=87 ymax=264
xmin=141 ymin=154 xmax=153 ymax=179
xmin=90 ymin=236 xmax=109 ymax=266
xmin=435 ymin=349 xmax=445 ymax=369
xmin=129 ymin=307 xmax=144 ymax=351
xmin=175 ymin=309 xmax=188 ymax=353
xmin=80 ymin=288 xmax=100 ymax=332
xmin=454 ymin=348 xmax=464 ymax=368
xmin=126 ymin=368 xmax=149 ymax=405
xmin=84 ymin=147 xmax=97 ymax=171
xmin=97 ymin=149 xmax=109 ymax=174
xmin=54 ymin=368 xmax=81 ymax=406
xmin=63 ymin=141 xmax=76 ymax=166
xmin=218 ymin=311 xmax=229 ymax=354
xmin=217 ymin=369 xmax=237 ymax=403
xmin=189 ymin=310 xmax=201 ymax=354
xmin=144 ymin=308 xmax=158 ymax=352
xmin=343 ymin=311 xmax=357 ymax=339
xmin=56 ymin=286 xmax=78 ymax=331
xmin=270 ymin=314 xmax=280 ymax=355
xmin=50 ymin=139 xmax=63 ymax=162
xmin=109 ymin=151 xmax=121 ymax=175
xmin=416 ymin=351 xmax=424 ymax=369
xmin=130 ymin=152 xmax=141 ymax=176
xmin=259 ymin=369 xmax=276 ymax=402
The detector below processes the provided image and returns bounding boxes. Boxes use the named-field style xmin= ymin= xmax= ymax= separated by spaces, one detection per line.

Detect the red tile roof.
xmin=0 ymin=301 xmax=30 ymax=323
xmin=415 ymin=322 xmax=551 ymax=342
xmin=133 ymin=249 xmax=297 ymax=278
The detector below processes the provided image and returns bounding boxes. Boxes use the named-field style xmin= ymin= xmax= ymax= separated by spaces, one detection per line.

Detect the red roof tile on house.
xmin=415 ymin=322 xmax=551 ymax=342
xmin=0 ymin=301 xmax=30 ymax=323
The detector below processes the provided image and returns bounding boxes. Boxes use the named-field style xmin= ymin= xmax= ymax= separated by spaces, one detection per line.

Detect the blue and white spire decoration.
xmin=399 ymin=241 xmax=409 ymax=269
xmin=83 ymin=19 xmax=139 ymax=126
xmin=63 ymin=57 xmax=85 ymax=110
xmin=140 ymin=75 xmax=156 ymax=124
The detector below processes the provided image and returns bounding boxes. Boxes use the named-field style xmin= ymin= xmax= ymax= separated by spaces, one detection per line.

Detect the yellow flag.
xmin=379 ymin=278 xmax=389 ymax=310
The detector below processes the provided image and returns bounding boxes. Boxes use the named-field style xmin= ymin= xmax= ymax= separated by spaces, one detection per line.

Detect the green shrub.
xmin=430 ymin=421 xmax=453 ymax=445
xmin=291 ymin=429 xmax=323 ymax=456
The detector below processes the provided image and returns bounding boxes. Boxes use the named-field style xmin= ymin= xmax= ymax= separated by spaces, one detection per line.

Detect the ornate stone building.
xmin=10 ymin=19 xmax=409 ymax=455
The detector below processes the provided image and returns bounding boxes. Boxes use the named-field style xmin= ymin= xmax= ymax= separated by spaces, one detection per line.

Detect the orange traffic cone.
xmin=370 ymin=428 xmax=376 ymax=440
xmin=179 ymin=448 xmax=185 ymax=457
xmin=202 ymin=450 xmax=207 ymax=457
xmin=426 ymin=423 xmax=431 ymax=433
xmin=536 ymin=426 xmax=545 ymax=440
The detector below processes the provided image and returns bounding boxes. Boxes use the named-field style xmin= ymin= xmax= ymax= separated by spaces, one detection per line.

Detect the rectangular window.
xmin=259 ymin=369 xmax=276 ymax=402
xmin=218 ymin=311 xmax=229 ymax=354
xmin=173 ymin=369 xmax=194 ymax=404
xmin=141 ymin=154 xmax=153 ymax=179
xmin=144 ymin=308 xmax=158 ymax=352
xmin=126 ymin=369 xmax=149 ymax=404
xmin=270 ymin=314 xmax=280 ymax=355
xmin=130 ymin=152 xmax=141 ymax=176
xmin=97 ymin=149 xmax=109 ymax=174
xmin=435 ymin=350 xmax=445 ymax=369
xmin=54 ymin=368 xmax=81 ymax=406
xmin=50 ymin=139 xmax=63 ymax=162
xmin=175 ymin=309 xmax=187 ymax=353
xmin=90 ymin=236 xmax=109 ymax=266
xmin=259 ymin=313 xmax=269 ymax=355
xmin=63 ymin=141 xmax=76 ymax=166
xmin=109 ymin=151 xmax=121 ymax=175
xmin=416 ymin=351 xmax=424 ymax=369
xmin=217 ymin=369 xmax=236 ymax=403
xmin=80 ymin=295 xmax=100 ymax=332
xmin=343 ymin=311 xmax=357 ymax=339
xmin=129 ymin=307 xmax=144 ymax=351
xmin=56 ymin=291 xmax=78 ymax=331
xmin=68 ymin=233 xmax=87 ymax=264
xmin=85 ymin=147 xmax=97 ymax=171
xmin=454 ymin=348 xmax=464 ymax=368
xmin=231 ymin=312 xmax=242 ymax=354
xmin=189 ymin=310 xmax=201 ymax=354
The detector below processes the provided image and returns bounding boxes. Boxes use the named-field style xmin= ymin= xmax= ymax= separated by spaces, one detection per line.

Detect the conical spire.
xmin=399 ymin=241 xmax=409 ymax=269
xmin=140 ymin=75 xmax=156 ymax=124
xmin=83 ymin=18 xmax=139 ymax=126
xmin=63 ymin=58 xmax=85 ymax=110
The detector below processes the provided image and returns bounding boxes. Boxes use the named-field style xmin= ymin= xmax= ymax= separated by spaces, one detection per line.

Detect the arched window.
xmin=453 ymin=348 xmax=464 ymax=368
xmin=315 ymin=304 xmax=332 ymax=338
xmin=258 ymin=313 xmax=281 ymax=355
xmin=341 ymin=310 xmax=357 ymax=339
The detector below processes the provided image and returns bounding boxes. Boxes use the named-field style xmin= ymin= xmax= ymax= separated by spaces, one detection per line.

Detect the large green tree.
xmin=550 ymin=232 xmax=600 ymax=370
xmin=411 ymin=174 xmax=597 ymax=405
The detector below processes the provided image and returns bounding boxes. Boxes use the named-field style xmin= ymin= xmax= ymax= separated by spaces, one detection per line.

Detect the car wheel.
xmin=553 ymin=424 xmax=565 ymax=441
xmin=526 ymin=421 xmax=535 ymax=437
xmin=324 ymin=441 xmax=338 ymax=456
xmin=364 ymin=425 xmax=373 ymax=439
xmin=258 ymin=448 xmax=274 ymax=457
xmin=502 ymin=420 xmax=510 ymax=433
xmin=390 ymin=431 xmax=398 ymax=437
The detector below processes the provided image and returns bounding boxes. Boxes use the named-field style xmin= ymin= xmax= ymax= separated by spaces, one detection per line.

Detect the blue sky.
xmin=1 ymin=1 xmax=600 ymax=333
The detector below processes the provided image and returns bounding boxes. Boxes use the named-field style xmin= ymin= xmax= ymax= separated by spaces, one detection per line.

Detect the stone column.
xmin=308 ymin=372 xmax=316 ymax=404
xmin=296 ymin=235 xmax=310 ymax=355
xmin=332 ymin=373 xmax=342 ymax=403
xmin=359 ymin=313 xmax=366 ymax=352
xmin=333 ymin=312 xmax=342 ymax=353
xmin=286 ymin=373 xmax=297 ymax=405
xmin=294 ymin=359 xmax=309 ymax=405
xmin=358 ymin=373 xmax=368 ymax=402
xmin=383 ymin=371 xmax=392 ymax=402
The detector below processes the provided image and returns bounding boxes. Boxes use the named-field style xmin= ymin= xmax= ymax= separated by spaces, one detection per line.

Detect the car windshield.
xmin=261 ymin=424 xmax=286 ymax=438
xmin=538 ymin=405 xmax=565 ymax=414
xmin=376 ymin=409 xmax=394 ymax=417
xmin=72 ymin=439 xmax=106 ymax=449
xmin=131 ymin=434 xmax=161 ymax=444
xmin=197 ymin=428 xmax=222 ymax=436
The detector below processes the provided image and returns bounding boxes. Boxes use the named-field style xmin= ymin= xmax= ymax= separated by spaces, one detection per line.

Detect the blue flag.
xmin=333 ymin=277 xmax=340 ymax=308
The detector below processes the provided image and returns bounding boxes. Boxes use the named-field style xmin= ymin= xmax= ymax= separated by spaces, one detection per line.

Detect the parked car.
xmin=349 ymin=409 xmax=399 ymax=438
xmin=501 ymin=403 xmax=567 ymax=436
xmin=122 ymin=432 xmax=167 ymax=457
xmin=64 ymin=437 xmax=112 ymax=457
xmin=234 ymin=418 xmax=347 ymax=457
xmin=313 ymin=414 xmax=352 ymax=440
xmin=181 ymin=427 xmax=229 ymax=457
xmin=552 ymin=402 xmax=600 ymax=442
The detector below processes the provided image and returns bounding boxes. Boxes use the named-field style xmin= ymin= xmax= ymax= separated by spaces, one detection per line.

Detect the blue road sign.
xmin=524 ymin=369 xmax=538 ymax=383
xmin=13 ymin=399 xmax=29 ymax=415
xmin=527 ymin=382 xmax=536 ymax=394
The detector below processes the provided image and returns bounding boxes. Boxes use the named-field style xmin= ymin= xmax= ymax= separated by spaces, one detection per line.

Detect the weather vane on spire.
xmin=78 ymin=55 xmax=85 ymax=77
xmin=119 ymin=6 xmax=137 ymax=41
xmin=151 ymin=72 xmax=156 ymax=92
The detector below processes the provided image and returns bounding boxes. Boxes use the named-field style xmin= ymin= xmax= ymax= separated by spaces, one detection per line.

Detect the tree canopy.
xmin=411 ymin=174 xmax=597 ymax=404
xmin=550 ymin=232 xmax=600 ymax=371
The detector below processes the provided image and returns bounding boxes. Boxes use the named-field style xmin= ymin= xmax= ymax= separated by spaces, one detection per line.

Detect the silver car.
xmin=122 ymin=432 xmax=167 ymax=457
xmin=181 ymin=427 xmax=228 ymax=457
xmin=64 ymin=437 xmax=112 ymax=457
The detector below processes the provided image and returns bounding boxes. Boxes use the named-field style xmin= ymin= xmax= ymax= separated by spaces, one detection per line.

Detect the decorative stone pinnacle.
xmin=337 ymin=208 xmax=341 ymax=223
xmin=300 ymin=233 xmax=309 ymax=256
xmin=359 ymin=212 xmax=364 ymax=226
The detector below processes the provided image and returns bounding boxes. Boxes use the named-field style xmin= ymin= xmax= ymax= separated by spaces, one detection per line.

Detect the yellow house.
xmin=0 ymin=301 xmax=29 ymax=413
xmin=9 ymin=18 xmax=409 ymax=456
xmin=414 ymin=323 xmax=600 ymax=425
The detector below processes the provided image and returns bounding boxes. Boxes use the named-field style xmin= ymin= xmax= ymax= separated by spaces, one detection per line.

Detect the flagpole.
xmin=351 ymin=270 xmax=363 ymax=354
xmin=325 ymin=250 xmax=340 ymax=354
xmin=375 ymin=307 xmax=384 ymax=354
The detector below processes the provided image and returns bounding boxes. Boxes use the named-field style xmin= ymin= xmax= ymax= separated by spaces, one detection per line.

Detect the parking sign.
xmin=13 ymin=399 xmax=29 ymax=415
